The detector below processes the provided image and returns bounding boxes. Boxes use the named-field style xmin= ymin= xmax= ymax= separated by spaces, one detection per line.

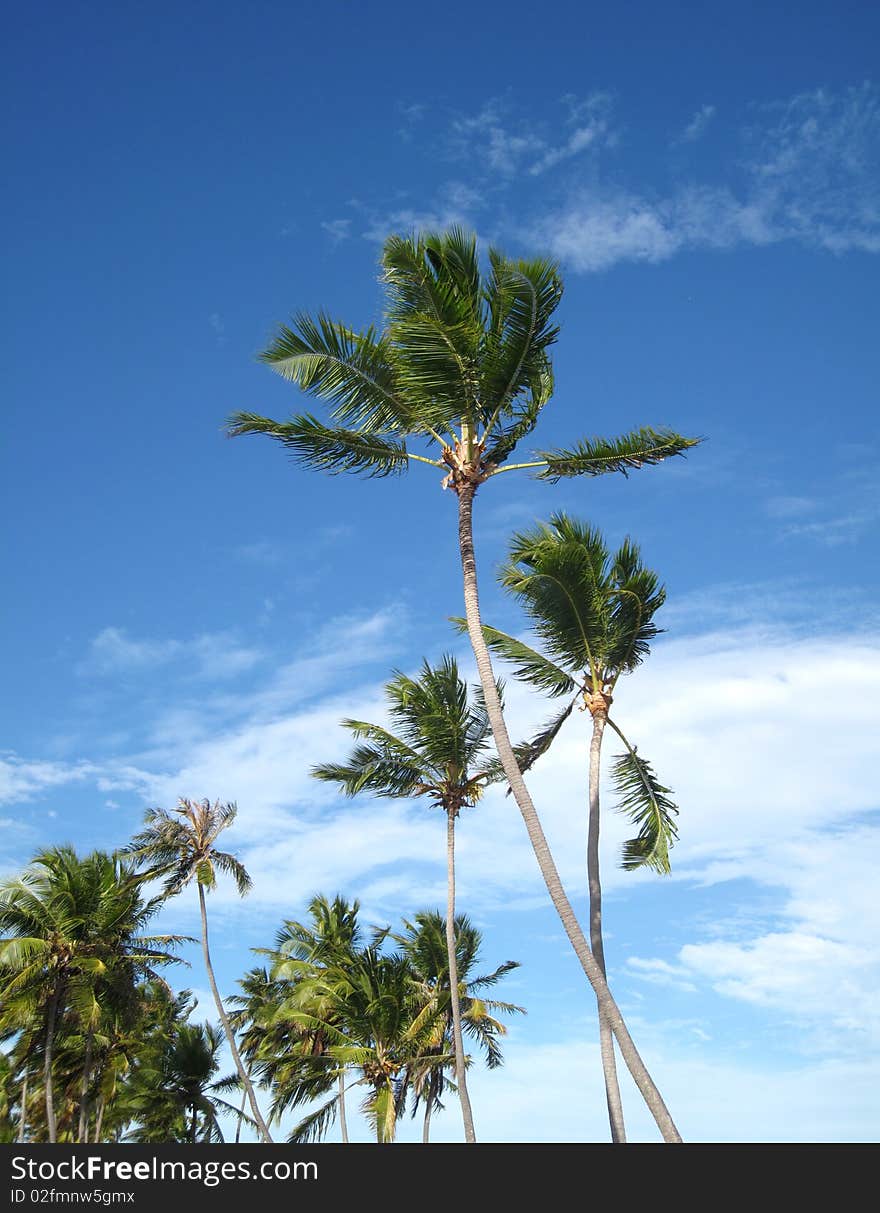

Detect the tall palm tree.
xmin=0 ymin=847 xmax=182 ymax=1143
xmin=228 ymin=227 xmax=694 ymax=1140
xmin=394 ymin=910 xmax=523 ymax=1143
xmin=122 ymin=798 xmax=273 ymax=1143
xmin=312 ymin=656 xmax=501 ymax=1142
xmin=467 ymin=513 xmax=679 ymax=1140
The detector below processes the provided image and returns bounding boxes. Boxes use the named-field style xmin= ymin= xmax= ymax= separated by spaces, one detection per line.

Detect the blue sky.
xmin=2 ymin=1 xmax=879 ymax=1142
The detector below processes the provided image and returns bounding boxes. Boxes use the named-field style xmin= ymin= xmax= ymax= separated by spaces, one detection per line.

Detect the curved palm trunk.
xmin=588 ymin=711 xmax=626 ymax=1142
xmin=446 ymin=807 xmax=477 ymax=1143
xmin=423 ymin=1094 xmax=433 ymax=1144
xmin=338 ymin=1071 xmax=349 ymax=1143
xmin=78 ymin=1029 xmax=94 ymax=1144
xmin=197 ymin=883 xmax=274 ymax=1143
xmin=93 ymin=1094 xmax=106 ymax=1144
xmin=17 ymin=1072 xmax=28 ymax=1143
xmin=457 ymin=484 xmax=681 ymax=1143
xmin=44 ymin=986 xmax=61 ymax=1143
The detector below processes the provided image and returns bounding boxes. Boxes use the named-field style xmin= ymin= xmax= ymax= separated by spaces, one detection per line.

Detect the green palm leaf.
xmin=535 ymin=427 xmax=700 ymax=481
xmin=607 ymin=722 xmax=679 ymax=874
xmin=227 ymin=413 xmax=411 ymax=478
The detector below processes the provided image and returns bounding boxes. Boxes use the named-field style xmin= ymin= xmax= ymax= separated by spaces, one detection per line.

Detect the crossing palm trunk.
xmin=588 ymin=709 xmax=626 ymax=1142
xmin=446 ymin=807 xmax=477 ymax=1142
xmin=197 ymin=882 xmax=274 ymax=1143
xmin=456 ymin=482 xmax=681 ymax=1143
xmin=338 ymin=1071 xmax=349 ymax=1143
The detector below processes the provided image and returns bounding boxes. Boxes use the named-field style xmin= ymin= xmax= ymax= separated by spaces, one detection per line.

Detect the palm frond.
xmin=226 ymin=413 xmax=411 ymax=478
xmin=450 ymin=618 xmax=576 ymax=698
xmin=256 ymin=312 xmax=410 ymax=431
xmin=607 ymin=721 xmax=679 ymax=874
xmin=535 ymin=428 xmax=700 ymax=481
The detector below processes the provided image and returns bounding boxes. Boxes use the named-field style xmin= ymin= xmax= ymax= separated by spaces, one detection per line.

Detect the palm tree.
xmin=0 ymin=847 xmax=183 ymax=1143
xmin=278 ymin=943 xmax=444 ymax=1144
xmin=395 ymin=910 xmax=523 ymax=1142
xmin=228 ymin=227 xmax=694 ymax=1140
xmin=125 ymin=1020 xmax=243 ymax=1143
xmin=312 ymin=656 xmax=502 ymax=1142
xmin=468 ymin=513 xmax=679 ymax=1140
xmin=122 ymin=798 xmax=273 ymax=1143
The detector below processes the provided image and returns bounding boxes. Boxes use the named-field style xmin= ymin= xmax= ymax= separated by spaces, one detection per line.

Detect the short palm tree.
xmin=122 ymin=798 xmax=273 ymax=1142
xmin=237 ymin=895 xmax=366 ymax=1143
xmin=278 ymin=944 xmax=443 ymax=1144
xmin=312 ymin=656 xmax=501 ymax=1142
xmin=125 ymin=1021 xmax=242 ymax=1144
xmin=470 ymin=513 xmax=679 ymax=1140
xmin=395 ymin=910 xmax=523 ymax=1143
xmin=0 ymin=847 xmax=182 ymax=1143
xmin=229 ymin=227 xmax=694 ymax=1140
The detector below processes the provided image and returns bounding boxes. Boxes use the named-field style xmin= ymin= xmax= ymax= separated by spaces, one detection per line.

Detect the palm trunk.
xmin=235 ymin=1082 xmax=247 ymax=1144
xmin=44 ymin=986 xmax=61 ymax=1143
xmin=338 ymin=1071 xmax=349 ymax=1143
xmin=423 ymin=1093 xmax=433 ymax=1144
xmin=588 ymin=710 xmax=626 ymax=1142
xmin=446 ymin=807 xmax=477 ymax=1142
xmin=94 ymin=1094 xmax=106 ymax=1144
xmin=78 ymin=1030 xmax=94 ymax=1144
xmin=17 ymin=1072 xmax=28 ymax=1143
xmin=456 ymin=483 xmax=681 ymax=1143
xmin=197 ymin=882 xmax=274 ymax=1143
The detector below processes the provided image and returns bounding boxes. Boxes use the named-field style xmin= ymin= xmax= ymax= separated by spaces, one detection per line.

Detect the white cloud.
xmin=81 ymin=626 xmax=263 ymax=681
xmin=0 ymin=753 xmax=98 ymax=806
xmin=679 ymin=104 xmax=717 ymax=143
xmin=530 ymin=84 xmax=880 ymax=270
xmin=415 ymin=1036 xmax=880 ymax=1141
xmin=320 ymin=218 xmax=352 ymax=244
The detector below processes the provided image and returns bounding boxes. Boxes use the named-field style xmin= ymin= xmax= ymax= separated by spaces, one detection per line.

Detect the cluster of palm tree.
xmin=2 ymin=226 xmax=696 ymax=1144
xmin=229 ymin=226 xmax=695 ymax=1141
xmin=231 ymin=896 xmax=521 ymax=1143
xmin=0 ymin=820 xmax=520 ymax=1143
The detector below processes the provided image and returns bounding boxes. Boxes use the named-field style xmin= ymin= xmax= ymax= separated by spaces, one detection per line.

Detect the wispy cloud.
xmin=450 ymin=93 xmax=613 ymax=179
xmin=0 ymin=753 xmax=98 ymax=806
xmin=320 ymin=218 xmax=352 ymax=244
xmin=531 ymin=84 xmax=880 ymax=270
xmin=678 ymin=104 xmax=717 ymax=143
xmin=81 ymin=626 xmax=263 ymax=681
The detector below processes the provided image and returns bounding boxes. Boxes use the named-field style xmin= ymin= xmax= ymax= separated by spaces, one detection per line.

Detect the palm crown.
xmin=123 ymin=799 xmax=252 ymax=897
xmin=228 ymin=227 xmax=697 ymax=490
xmin=312 ymin=655 xmax=501 ymax=815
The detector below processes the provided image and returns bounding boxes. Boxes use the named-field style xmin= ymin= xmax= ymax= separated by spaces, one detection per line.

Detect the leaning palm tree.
xmin=312 ymin=656 xmax=502 ymax=1142
xmin=394 ymin=910 xmax=523 ymax=1143
xmin=122 ymin=799 xmax=273 ymax=1142
xmin=462 ymin=514 xmax=678 ymax=1141
xmin=229 ymin=227 xmax=694 ymax=1140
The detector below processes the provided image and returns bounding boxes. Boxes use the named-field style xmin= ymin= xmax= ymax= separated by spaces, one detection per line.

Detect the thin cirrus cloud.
xmin=368 ymin=84 xmax=879 ymax=273
xmin=528 ymin=85 xmax=880 ymax=270
xmin=678 ymin=103 xmax=717 ymax=143
xmin=80 ymin=626 xmax=264 ymax=680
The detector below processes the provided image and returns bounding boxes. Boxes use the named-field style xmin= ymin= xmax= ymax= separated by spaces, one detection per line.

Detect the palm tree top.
xmin=228 ymin=227 xmax=699 ymax=493
xmin=499 ymin=511 xmax=666 ymax=692
xmin=312 ymin=655 xmax=501 ymax=814
xmin=121 ymin=798 xmax=252 ymax=898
